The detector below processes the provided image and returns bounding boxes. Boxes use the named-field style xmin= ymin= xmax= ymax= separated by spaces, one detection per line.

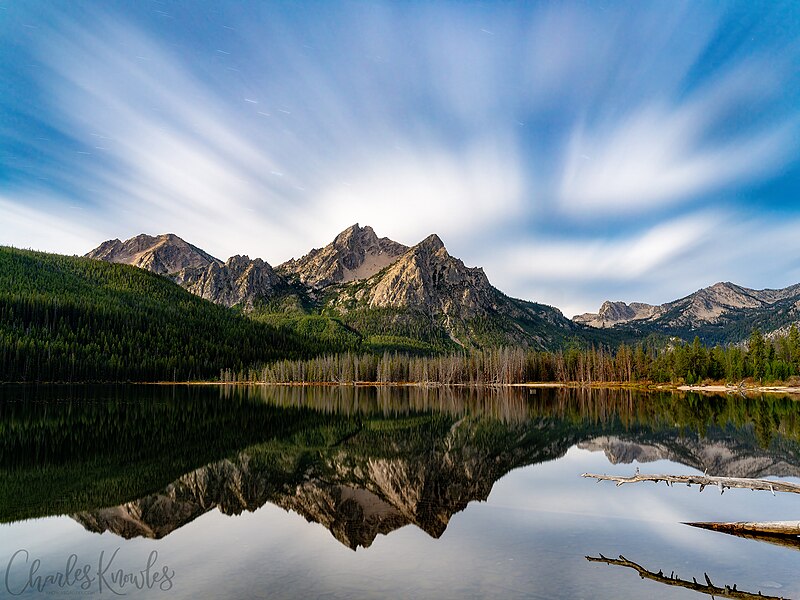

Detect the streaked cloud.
xmin=493 ymin=212 xmax=717 ymax=282
xmin=1 ymin=1 xmax=799 ymax=314
xmin=558 ymin=67 xmax=799 ymax=215
xmin=310 ymin=137 xmax=525 ymax=246
xmin=485 ymin=211 xmax=800 ymax=319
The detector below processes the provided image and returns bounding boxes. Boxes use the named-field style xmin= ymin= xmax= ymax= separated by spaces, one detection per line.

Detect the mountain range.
xmin=87 ymin=225 xmax=582 ymax=350
xmin=86 ymin=225 xmax=800 ymax=348
xmin=575 ymin=281 xmax=800 ymax=344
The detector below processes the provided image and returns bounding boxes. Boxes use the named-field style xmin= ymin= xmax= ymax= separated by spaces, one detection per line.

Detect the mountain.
xmin=85 ymin=234 xmax=293 ymax=311
xmin=574 ymin=281 xmax=800 ymax=344
xmin=85 ymin=233 xmax=220 ymax=275
xmin=341 ymin=234 xmax=491 ymax=315
xmin=328 ymin=233 xmax=578 ymax=349
xmin=87 ymin=226 xmax=581 ymax=350
xmin=175 ymin=255 xmax=285 ymax=309
xmin=278 ymin=223 xmax=409 ymax=288
xmin=574 ymin=301 xmax=663 ymax=329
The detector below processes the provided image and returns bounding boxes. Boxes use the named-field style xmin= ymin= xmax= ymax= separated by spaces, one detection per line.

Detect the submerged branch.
xmin=586 ymin=554 xmax=788 ymax=599
xmin=581 ymin=471 xmax=800 ymax=495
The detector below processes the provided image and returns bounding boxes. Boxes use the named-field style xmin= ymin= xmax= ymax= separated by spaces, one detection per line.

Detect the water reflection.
xmin=2 ymin=385 xmax=800 ymax=552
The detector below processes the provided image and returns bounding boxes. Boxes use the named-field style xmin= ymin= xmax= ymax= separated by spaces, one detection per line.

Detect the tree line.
xmin=5 ymin=247 xmax=800 ymax=385
xmin=234 ymin=326 xmax=800 ymax=385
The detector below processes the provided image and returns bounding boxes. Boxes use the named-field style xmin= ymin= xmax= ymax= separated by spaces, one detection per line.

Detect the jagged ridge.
xmin=278 ymin=223 xmax=409 ymax=288
xmin=574 ymin=281 xmax=800 ymax=344
xmin=86 ymin=226 xmax=575 ymax=349
xmin=85 ymin=233 xmax=220 ymax=275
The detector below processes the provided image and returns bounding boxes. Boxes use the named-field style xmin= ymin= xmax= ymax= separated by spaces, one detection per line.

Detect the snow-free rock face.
xmin=664 ymin=282 xmax=800 ymax=327
xmin=574 ymin=301 xmax=663 ymax=328
xmin=176 ymin=255 xmax=284 ymax=309
xmin=85 ymin=233 xmax=220 ymax=275
xmin=279 ymin=224 xmax=409 ymax=288
xmin=87 ymin=235 xmax=286 ymax=309
xmin=573 ymin=281 xmax=800 ymax=339
xmin=326 ymin=233 xmax=573 ymax=348
xmin=359 ymin=234 xmax=497 ymax=318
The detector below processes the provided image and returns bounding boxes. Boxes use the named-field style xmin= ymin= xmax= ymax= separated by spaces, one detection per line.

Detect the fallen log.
xmin=688 ymin=520 xmax=800 ymax=536
xmin=581 ymin=470 xmax=800 ymax=495
xmin=586 ymin=554 xmax=788 ymax=599
xmin=687 ymin=520 xmax=800 ymax=550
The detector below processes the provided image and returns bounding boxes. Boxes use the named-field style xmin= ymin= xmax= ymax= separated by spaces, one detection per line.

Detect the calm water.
xmin=1 ymin=384 xmax=799 ymax=599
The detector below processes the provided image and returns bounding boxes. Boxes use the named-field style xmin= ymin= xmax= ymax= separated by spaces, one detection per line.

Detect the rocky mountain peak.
xmin=573 ymin=277 xmax=800 ymax=343
xmin=85 ymin=233 xmax=220 ymax=275
xmin=177 ymin=254 xmax=282 ymax=309
xmin=347 ymin=233 xmax=495 ymax=321
xmin=573 ymin=300 xmax=662 ymax=328
xmin=279 ymin=224 xmax=409 ymax=288
xmin=333 ymin=223 xmax=377 ymax=246
xmin=417 ymin=233 xmax=446 ymax=253
xmin=226 ymin=254 xmax=257 ymax=268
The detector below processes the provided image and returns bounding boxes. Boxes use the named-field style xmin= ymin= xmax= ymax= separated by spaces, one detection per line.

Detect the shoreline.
xmin=5 ymin=381 xmax=800 ymax=396
xmin=146 ymin=380 xmax=800 ymax=396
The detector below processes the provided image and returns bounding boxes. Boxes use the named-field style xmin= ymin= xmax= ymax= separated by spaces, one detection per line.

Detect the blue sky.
xmin=1 ymin=1 xmax=799 ymax=317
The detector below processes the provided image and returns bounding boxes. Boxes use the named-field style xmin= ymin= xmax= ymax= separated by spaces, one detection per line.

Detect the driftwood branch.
xmin=581 ymin=471 xmax=800 ymax=495
xmin=586 ymin=554 xmax=788 ymax=599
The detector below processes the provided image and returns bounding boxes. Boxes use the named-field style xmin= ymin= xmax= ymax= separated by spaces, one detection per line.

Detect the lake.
xmin=1 ymin=384 xmax=799 ymax=599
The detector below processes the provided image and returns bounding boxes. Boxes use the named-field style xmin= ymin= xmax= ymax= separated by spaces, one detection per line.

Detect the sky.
xmin=1 ymin=1 xmax=800 ymax=318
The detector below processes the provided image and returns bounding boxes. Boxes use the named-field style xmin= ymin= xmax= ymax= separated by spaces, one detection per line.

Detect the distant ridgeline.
xmin=2 ymin=238 xmax=800 ymax=383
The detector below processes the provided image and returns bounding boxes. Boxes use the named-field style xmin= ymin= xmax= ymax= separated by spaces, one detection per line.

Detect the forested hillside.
xmin=0 ymin=247 xmax=352 ymax=382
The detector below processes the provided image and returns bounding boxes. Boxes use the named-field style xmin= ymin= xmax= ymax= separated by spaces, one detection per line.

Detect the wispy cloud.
xmin=495 ymin=212 xmax=717 ymax=282
xmin=558 ymin=65 xmax=799 ymax=215
xmin=486 ymin=210 xmax=800 ymax=318
xmin=1 ymin=2 xmax=799 ymax=315
xmin=310 ymin=137 xmax=525 ymax=246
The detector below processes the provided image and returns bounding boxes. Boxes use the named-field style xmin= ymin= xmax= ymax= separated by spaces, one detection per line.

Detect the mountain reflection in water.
xmin=2 ymin=385 xmax=800 ymax=551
